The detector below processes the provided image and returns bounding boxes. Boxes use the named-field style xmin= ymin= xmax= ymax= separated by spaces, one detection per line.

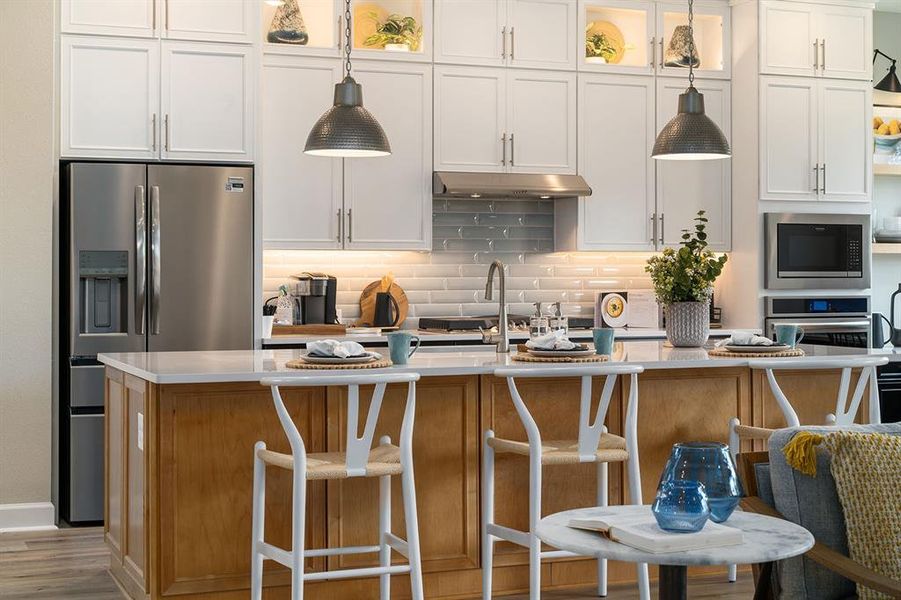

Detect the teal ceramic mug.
xmin=774 ymin=324 xmax=805 ymax=348
xmin=386 ymin=331 xmax=420 ymax=365
xmin=592 ymin=328 xmax=615 ymax=355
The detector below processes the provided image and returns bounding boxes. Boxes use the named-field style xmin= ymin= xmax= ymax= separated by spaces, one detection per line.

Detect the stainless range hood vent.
xmin=433 ymin=172 xmax=592 ymax=199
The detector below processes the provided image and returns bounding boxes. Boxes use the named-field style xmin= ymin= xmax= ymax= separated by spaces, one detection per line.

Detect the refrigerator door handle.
xmin=150 ymin=185 xmax=161 ymax=335
xmin=135 ymin=185 xmax=146 ymax=335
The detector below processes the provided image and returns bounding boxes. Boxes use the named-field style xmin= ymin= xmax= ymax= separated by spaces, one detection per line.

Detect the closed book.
xmin=568 ymin=513 xmax=743 ymax=554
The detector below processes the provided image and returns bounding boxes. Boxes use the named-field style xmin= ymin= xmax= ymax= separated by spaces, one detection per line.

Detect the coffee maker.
xmin=873 ymin=283 xmax=901 ymax=348
xmin=291 ymin=273 xmax=337 ymax=324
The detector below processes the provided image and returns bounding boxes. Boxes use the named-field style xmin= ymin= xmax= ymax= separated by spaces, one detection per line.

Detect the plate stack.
xmin=875 ymin=217 xmax=901 ymax=244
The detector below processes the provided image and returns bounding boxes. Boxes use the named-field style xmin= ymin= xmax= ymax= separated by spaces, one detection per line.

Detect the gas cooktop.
xmin=418 ymin=315 xmax=594 ymax=332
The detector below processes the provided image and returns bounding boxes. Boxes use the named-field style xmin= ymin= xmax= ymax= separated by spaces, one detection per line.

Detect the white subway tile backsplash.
xmin=429 ymin=290 xmax=481 ymax=304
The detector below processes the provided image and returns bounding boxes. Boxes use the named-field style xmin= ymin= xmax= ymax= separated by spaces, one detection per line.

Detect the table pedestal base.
xmin=659 ymin=565 xmax=687 ymax=600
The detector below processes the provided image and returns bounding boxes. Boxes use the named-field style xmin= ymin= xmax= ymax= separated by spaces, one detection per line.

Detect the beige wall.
xmin=0 ymin=0 xmax=55 ymax=505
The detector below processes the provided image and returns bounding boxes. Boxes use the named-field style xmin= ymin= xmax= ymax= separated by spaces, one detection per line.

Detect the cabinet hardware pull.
xmin=347 ymin=209 xmax=352 ymax=242
xmin=813 ymin=38 xmax=818 ymax=70
xmin=163 ymin=114 xmax=169 ymax=151
xmin=151 ymin=0 xmax=156 ymax=31
xmin=812 ymin=163 xmax=819 ymax=192
xmin=150 ymin=185 xmax=161 ymax=335
xmin=501 ymin=132 xmax=507 ymax=166
xmin=651 ymin=213 xmax=657 ymax=244
xmin=510 ymin=27 xmax=515 ymax=60
xmin=820 ymin=39 xmax=825 ymax=71
xmin=336 ymin=209 xmax=342 ymax=243
xmin=659 ymin=213 xmax=665 ymax=244
xmin=165 ymin=0 xmax=169 ymax=31
xmin=135 ymin=185 xmax=146 ymax=335
xmin=510 ymin=133 xmax=514 ymax=166
xmin=151 ymin=113 xmax=156 ymax=152
xmin=650 ymin=37 xmax=655 ymax=67
xmin=820 ymin=164 xmax=826 ymax=194
xmin=659 ymin=38 xmax=664 ymax=68
xmin=501 ymin=26 xmax=506 ymax=59
xmin=338 ymin=15 xmax=343 ymax=52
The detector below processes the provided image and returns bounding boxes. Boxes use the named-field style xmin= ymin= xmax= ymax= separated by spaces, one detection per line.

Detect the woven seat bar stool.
xmin=251 ymin=372 xmax=423 ymax=600
xmin=482 ymin=364 xmax=650 ymax=600
xmin=724 ymin=355 xmax=889 ymax=582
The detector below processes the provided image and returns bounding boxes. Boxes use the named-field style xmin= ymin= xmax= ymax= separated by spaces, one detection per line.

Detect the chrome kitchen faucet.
xmin=484 ymin=260 xmax=510 ymax=353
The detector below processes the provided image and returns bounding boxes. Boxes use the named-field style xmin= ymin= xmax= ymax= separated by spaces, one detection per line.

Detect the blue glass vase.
xmin=658 ymin=442 xmax=744 ymax=523
xmin=652 ymin=479 xmax=710 ymax=533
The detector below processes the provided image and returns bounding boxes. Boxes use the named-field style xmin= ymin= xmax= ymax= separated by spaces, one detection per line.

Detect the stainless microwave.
xmin=765 ymin=213 xmax=870 ymax=290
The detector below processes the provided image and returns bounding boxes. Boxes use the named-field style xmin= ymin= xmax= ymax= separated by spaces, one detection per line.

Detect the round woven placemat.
xmin=708 ymin=347 xmax=805 ymax=359
xmin=286 ymin=357 xmax=394 ymax=370
xmin=511 ymin=353 xmax=609 ymax=363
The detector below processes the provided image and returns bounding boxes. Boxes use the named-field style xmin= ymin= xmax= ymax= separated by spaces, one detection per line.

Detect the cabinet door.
xmin=758 ymin=0 xmax=816 ymax=77
xmin=817 ymin=5 xmax=872 ymax=81
xmin=61 ymin=36 xmax=159 ymax=159
xmin=819 ymin=80 xmax=871 ymax=203
xmin=163 ymin=0 xmax=254 ymax=43
xmin=434 ymin=0 xmax=506 ymax=67
xmin=344 ymin=62 xmax=432 ymax=249
xmin=656 ymin=79 xmax=731 ymax=250
xmin=759 ymin=76 xmax=818 ymax=202
xmin=61 ymin=0 xmax=156 ymax=37
xmin=656 ymin=1 xmax=730 ymax=79
xmin=507 ymin=70 xmax=577 ymax=174
xmin=578 ymin=74 xmax=656 ymax=250
xmin=579 ymin=0 xmax=655 ymax=75
xmin=508 ymin=0 xmax=578 ymax=70
xmin=261 ymin=57 xmax=343 ymax=249
xmin=161 ymin=42 xmax=254 ymax=162
xmin=434 ymin=66 xmax=506 ymax=172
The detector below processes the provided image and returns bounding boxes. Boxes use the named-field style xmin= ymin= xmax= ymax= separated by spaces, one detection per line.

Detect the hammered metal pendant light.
xmin=304 ymin=0 xmax=391 ymax=157
xmin=652 ymin=0 xmax=730 ymax=160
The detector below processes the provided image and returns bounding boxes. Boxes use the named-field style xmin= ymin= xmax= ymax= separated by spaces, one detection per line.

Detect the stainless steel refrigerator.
xmin=59 ymin=162 xmax=253 ymax=523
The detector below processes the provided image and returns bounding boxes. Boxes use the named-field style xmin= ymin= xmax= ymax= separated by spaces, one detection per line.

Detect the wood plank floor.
xmin=0 ymin=527 xmax=756 ymax=599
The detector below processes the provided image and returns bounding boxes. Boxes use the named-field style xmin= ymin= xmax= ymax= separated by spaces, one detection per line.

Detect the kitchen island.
xmin=98 ymin=342 xmax=897 ymax=600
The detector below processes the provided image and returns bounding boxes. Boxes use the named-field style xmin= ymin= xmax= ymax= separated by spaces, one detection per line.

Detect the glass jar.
xmin=657 ymin=442 xmax=744 ymax=523
xmin=651 ymin=479 xmax=710 ymax=533
xmin=549 ymin=315 xmax=569 ymax=336
xmin=529 ymin=315 xmax=549 ymax=340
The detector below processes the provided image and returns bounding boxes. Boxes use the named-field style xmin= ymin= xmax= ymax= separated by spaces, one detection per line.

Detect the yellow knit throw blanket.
xmin=782 ymin=430 xmax=901 ymax=600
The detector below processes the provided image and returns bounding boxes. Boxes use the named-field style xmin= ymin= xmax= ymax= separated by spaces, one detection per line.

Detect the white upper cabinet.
xmin=61 ymin=0 xmax=157 ymax=37
xmin=759 ymin=0 xmax=872 ymax=80
xmin=161 ymin=42 xmax=254 ymax=161
xmin=434 ymin=0 xmax=506 ymax=66
xmin=656 ymin=78 xmax=731 ymax=250
xmin=577 ymin=73 xmax=656 ymax=250
xmin=61 ymin=36 xmax=159 ymax=159
xmin=508 ymin=0 xmax=578 ymax=70
xmin=579 ymin=0 xmax=655 ymax=75
xmin=349 ymin=0 xmax=433 ymax=62
xmin=261 ymin=56 xmax=343 ymax=249
xmin=434 ymin=66 xmax=507 ymax=172
xmin=759 ymin=76 xmax=818 ymax=201
xmin=818 ymin=79 xmax=871 ymax=202
xmin=655 ymin=1 xmax=730 ymax=80
xmin=163 ymin=0 xmax=255 ymax=43
xmin=261 ymin=0 xmax=342 ymax=56
xmin=344 ymin=62 xmax=432 ymax=249
xmin=507 ymin=70 xmax=577 ymax=174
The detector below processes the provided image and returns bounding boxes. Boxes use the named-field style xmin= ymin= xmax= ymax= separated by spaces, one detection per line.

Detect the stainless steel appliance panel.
xmin=69 ymin=163 xmax=147 ymax=356
xmin=69 ymin=363 xmax=105 ymax=408
xmin=765 ymin=316 xmax=872 ymax=348
xmin=146 ymin=165 xmax=253 ymax=351
xmin=69 ymin=414 xmax=104 ymax=522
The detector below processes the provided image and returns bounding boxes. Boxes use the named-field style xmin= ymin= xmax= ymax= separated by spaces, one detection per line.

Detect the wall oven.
xmin=765 ymin=213 xmax=870 ymax=290
xmin=764 ymin=296 xmax=871 ymax=349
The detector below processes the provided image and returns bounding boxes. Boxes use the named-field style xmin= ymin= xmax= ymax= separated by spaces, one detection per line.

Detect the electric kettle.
xmin=873 ymin=283 xmax=901 ymax=347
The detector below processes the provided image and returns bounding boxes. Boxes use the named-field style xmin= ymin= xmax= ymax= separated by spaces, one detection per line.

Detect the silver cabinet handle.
xmin=820 ymin=163 xmax=826 ymax=194
xmin=812 ymin=163 xmax=819 ymax=192
xmin=510 ymin=27 xmax=515 ymax=60
xmin=659 ymin=213 xmax=665 ymax=244
xmin=346 ymin=208 xmax=352 ymax=242
xmin=150 ymin=185 xmax=161 ymax=335
xmin=164 ymin=0 xmax=169 ymax=31
xmin=501 ymin=26 xmax=506 ymax=59
xmin=650 ymin=37 xmax=655 ymax=67
xmin=163 ymin=114 xmax=169 ymax=151
xmin=338 ymin=15 xmax=343 ymax=52
xmin=151 ymin=113 xmax=157 ymax=152
xmin=820 ymin=39 xmax=825 ymax=71
xmin=651 ymin=213 xmax=657 ymax=244
xmin=659 ymin=37 xmax=664 ymax=68
xmin=135 ymin=186 xmax=146 ymax=336
xmin=813 ymin=38 xmax=818 ymax=70
xmin=336 ymin=209 xmax=342 ymax=243
xmin=151 ymin=0 xmax=156 ymax=32
xmin=501 ymin=132 xmax=507 ymax=166
xmin=510 ymin=133 xmax=515 ymax=166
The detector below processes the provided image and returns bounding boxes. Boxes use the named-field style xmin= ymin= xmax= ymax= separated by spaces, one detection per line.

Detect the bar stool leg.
xmin=528 ymin=453 xmax=542 ymax=600
xmin=250 ymin=442 xmax=266 ymax=600
xmin=625 ymin=374 xmax=650 ymax=600
xmin=379 ymin=436 xmax=393 ymax=600
xmin=401 ymin=456 xmax=424 ymax=600
xmin=482 ymin=431 xmax=495 ymax=600
xmin=596 ymin=461 xmax=608 ymax=597
xmin=291 ymin=467 xmax=307 ymax=600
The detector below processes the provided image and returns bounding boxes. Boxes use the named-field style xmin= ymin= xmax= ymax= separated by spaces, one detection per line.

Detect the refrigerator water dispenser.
xmin=79 ymin=250 xmax=128 ymax=334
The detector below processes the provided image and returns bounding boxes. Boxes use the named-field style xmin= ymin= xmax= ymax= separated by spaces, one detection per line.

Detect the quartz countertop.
xmin=98 ymin=341 xmax=900 ymax=385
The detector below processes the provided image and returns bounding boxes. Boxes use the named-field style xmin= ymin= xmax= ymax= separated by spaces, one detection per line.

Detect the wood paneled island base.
xmin=102 ymin=351 xmax=876 ymax=600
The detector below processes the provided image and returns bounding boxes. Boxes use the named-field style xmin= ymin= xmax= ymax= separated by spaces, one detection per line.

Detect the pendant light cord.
xmin=343 ymin=0 xmax=352 ymax=77
xmin=688 ymin=0 xmax=695 ymax=87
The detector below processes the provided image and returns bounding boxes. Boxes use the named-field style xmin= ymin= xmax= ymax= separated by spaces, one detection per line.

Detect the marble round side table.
xmin=536 ymin=505 xmax=813 ymax=600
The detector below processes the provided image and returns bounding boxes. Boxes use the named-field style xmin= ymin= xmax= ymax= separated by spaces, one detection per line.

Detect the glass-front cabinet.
xmin=350 ymin=0 xmax=432 ymax=61
xmin=262 ymin=0 xmax=342 ymax=56
xmin=578 ymin=0 xmax=729 ymax=79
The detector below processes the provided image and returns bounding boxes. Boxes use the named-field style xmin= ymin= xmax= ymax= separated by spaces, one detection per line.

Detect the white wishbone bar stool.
xmin=483 ymin=364 xmax=650 ymax=600
xmin=725 ymin=355 xmax=889 ymax=582
xmin=252 ymin=372 xmax=423 ymax=600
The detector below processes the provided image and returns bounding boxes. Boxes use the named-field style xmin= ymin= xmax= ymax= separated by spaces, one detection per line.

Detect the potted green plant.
xmin=364 ymin=13 xmax=422 ymax=52
xmin=645 ymin=211 xmax=728 ymax=347
xmin=585 ymin=24 xmax=617 ymax=64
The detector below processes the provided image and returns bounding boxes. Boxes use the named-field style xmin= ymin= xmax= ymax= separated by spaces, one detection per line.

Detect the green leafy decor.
xmin=585 ymin=24 xmax=616 ymax=61
xmin=645 ymin=211 xmax=728 ymax=305
xmin=364 ymin=13 xmax=422 ymax=51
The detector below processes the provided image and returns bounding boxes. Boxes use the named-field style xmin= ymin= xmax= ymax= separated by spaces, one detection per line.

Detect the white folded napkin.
xmin=526 ymin=329 xmax=578 ymax=351
xmin=307 ymin=339 xmax=367 ymax=358
xmin=716 ymin=331 xmax=774 ymax=347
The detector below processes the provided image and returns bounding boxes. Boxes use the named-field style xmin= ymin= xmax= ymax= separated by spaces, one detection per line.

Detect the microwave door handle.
xmin=776 ymin=320 xmax=870 ymax=330
xmin=134 ymin=185 xmax=146 ymax=335
xmin=150 ymin=185 xmax=161 ymax=335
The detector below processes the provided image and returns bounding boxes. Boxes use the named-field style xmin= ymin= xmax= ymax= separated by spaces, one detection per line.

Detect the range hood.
xmin=433 ymin=172 xmax=592 ymax=199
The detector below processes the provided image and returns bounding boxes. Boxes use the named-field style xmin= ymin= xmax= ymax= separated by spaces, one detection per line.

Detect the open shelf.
xmin=874 ymin=243 xmax=901 ymax=255
xmin=262 ymin=0 xmax=339 ymax=54
xmin=874 ymin=163 xmax=901 ymax=176
xmin=351 ymin=0 xmax=426 ymax=58
xmin=659 ymin=8 xmax=725 ymax=75
xmin=582 ymin=3 xmax=651 ymax=71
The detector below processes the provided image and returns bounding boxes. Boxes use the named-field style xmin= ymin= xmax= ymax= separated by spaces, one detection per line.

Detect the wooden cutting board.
xmin=356 ymin=281 xmax=409 ymax=327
